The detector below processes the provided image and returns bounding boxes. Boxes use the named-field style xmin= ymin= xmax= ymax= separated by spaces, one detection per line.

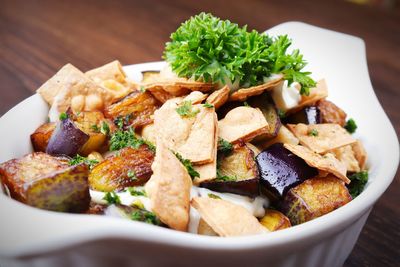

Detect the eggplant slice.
xmin=200 ymin=144 xmax=259 ymax=197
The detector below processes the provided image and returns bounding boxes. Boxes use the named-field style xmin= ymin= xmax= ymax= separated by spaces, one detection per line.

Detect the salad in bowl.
xmin=0 ymin=13 xmax=369 ymax=237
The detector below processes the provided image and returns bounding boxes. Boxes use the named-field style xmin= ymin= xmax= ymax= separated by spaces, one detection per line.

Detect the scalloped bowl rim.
xmin=0 ymin=21 xmax=398 ymax=259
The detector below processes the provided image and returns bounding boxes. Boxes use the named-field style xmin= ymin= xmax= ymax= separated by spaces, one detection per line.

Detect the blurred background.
xmin=0 ymin=0 xmax=399 ymax=266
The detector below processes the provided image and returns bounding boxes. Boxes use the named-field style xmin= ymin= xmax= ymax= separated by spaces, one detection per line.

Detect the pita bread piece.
xmin=352 ymin=140 xmax=368 ymax=170
xmin=145 ymin=142 xmax=192 ymax=231
xmin=206 ymin=85 xmax=230 ymax=109
xmin=287 ymin=123 xmax=356 ymax=154
xmin=229 ymin=75 xmax=283 ymax=102
xmin=191 ymin=197 xmax=267 ymax=237
xmin=287 ymin=79 xmax=329 ymax=114
xmin=284 ymin=144 xmax=350 ymax=184
xmin=183 ymin=91 xmax=208 ymax=104
xmin=154 ymin=99 xmax=216 ymax=164
xmin=218 ymin=106 xmax=269 ymax=143
xmin=332 ymin=145 xmax=360 ymax=173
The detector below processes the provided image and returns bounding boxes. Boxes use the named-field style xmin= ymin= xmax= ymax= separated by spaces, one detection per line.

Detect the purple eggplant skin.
xmin=255 ymin=143 xmax=318 ymax=201
xmin=46 ymin=118 xmax=90 ymax=157
xmin=284 ymin=106 xmax=322 ymax=125
xmin=200 ymin=178 xmax=259 ymax=198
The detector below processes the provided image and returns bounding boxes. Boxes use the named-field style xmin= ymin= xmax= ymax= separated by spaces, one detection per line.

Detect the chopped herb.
xmin=216 ymin=170 xmax=237 ymax=182
xmin=203 ymin=103 xmax=214 ymax=108
xmin=176 ymin=100 xmax=200 ymax=118
xmin=110 ymin=128 xmax=155 ymax=152
xmin=139 ymin=86 xmax=146 ymax=93
xmin=100 ymin=121 xmax=110 ymax=136
xmin=59 ymin=112 xmax=68 ymax=121
xmin=127 ymin=187 xmax=147 ymax=197
xmin=68 ymin=155 xmax=99 ymax=169
xmin=131 ymin=200 xmax=145 ymax=209
xmin=277 ymin=109 xmax=286 ymax=119
xmin=114 ymin=117 xmax=124 ymax=129
xmin=347 ymin=171 xmax=368 ymax=198
xmin=309 ymin=129 xmax=319 ymax=136
xmin=131 ymin=210 xmax=161 ymax=225
xmin=91 ymin=124 xmax=100 ymax=132
xmin=103 ymin=191 xmax=121 ymax=205
xmin=164 ymin=13 xmax=315 ymax=93
xmin=217 ymin=138 xmax=233 ymax=155
xmin=127 ymin=170 xmax=137 ymax=180
xmin=243 ymin=101 xmax=250 ymax=107
xmin=345 ymin=118 xmax=357 ymax=134
xmin=174 ymin=152 xmax=199 ymax=179
xmin=208 ymin=193 xmax=221 ymax=199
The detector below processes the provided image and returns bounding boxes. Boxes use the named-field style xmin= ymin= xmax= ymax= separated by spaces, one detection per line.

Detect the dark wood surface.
xmin=0 ymin=0 xmax=399 ymax=266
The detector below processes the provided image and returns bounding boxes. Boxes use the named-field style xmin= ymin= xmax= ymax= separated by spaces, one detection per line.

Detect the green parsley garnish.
xmin=164 ymin=13 xmax=315 ymax=94
xmin=176 ymin=100 xmax=200 ymax=118
xmin=347 ymin=171 xmax=368 ymax=198
xmin=208 ymin=193 xmax=221 ymax=199
xmin=344 ymin=118 xmax=357 ymax=134
xmin=103 ymin=191 xmax=121 ymax=205
xmin=243 ymin=101 xmax=250 ymax=107
xmin=216 ymin=169 xmax=237 ymax=182
xmin=139 ymin=86 xmax=146 ymax=93
xmin=109 ymin=128 xmax=155 ymax=152
xmin=91 ymin=124 xmax=100 ymax=132
xmin=68 ymin=155 xmax=99 ymax=169
xmin=217 ymin=138 xmax=233 ymax=155
xmin=100 ymin=121 xmax=110 ymax=136
xmin=277 ymin=109 xmax=286 ymax=119
xmin=127 ymin=187 xmax=147 ymax=197
xmin=174 ymin=152 xmax=199 ymax=179
xmin=309 ymin=129 xmax=319 ymax=136
xmin=114 ymin=117 xmax=124 ymax=129
xmin=131 ymin=210 xmax=161 ymax=225
xmin=59 ymin=112 xmax=68 ymax=121
xmin=131 ymin=200 xmax=145 ymax=209
xmin=127 ymin=170 xmax=137 ymax=180
xmin=203 ymin=103 xmax=214 ymax=108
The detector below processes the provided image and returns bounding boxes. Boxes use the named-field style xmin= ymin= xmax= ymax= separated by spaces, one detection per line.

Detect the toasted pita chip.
xmin=183 ymin=91 xmax=208 ymax=104
xmin=191 ymin=197 xmax=267 ymax=237
xmin=259 ymin=125 xmax=299 ymax=150
xmin=287 ymin=79 xmax=329 ymax=114
xmin=287 ymin=123 xmax=356 ymax=154
xmin=154 ymin=99 xmax=216 ymax=164
xmin=229 ymin=75 xmax=283 ymax=102
xmin=332 ymin=145 xmax=360 ymax=173
xmin=284 ymin=144 xmax=350 ymax=184
xmin=352 ymin=140 xmax=367 ymax=170
xmin=146 ymin=86 xmax=175 ymax=103
xmin=206 ymin=86 xmax=230 ymax=109
xmin=218 ymin=106 xmax=269 ymax=143
xmin=145 ymin=142 xmax=192 ymax=231
xmin=140 ymin=123 xmax=157 ymax=144
xmin=198 ymin=218 xmax=218 ymax=236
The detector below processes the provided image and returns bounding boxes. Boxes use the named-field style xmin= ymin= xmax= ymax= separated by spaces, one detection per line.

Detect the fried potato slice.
xmin=218 ymin=106 xmax=269 ymax=143
xmin=104 ymin=91 xmax=160 ymax=129
xmin=316 ymin=99 xmax=347 ymax=127
xmin=282 ymin=175 xmax=352 ymax=225
xmin=154 ymin=99 xmax=216 ymax=164
xmin=191 ymin=197 xmax=267 ymax=237
xmin=89 ymin=146 xmax=154 ymax=192
xmin=38 ymin=64 xmax=116 ymax=119
xmin=229 ymin=75 xmax=283 ymax=102
xmin=352 ymin=140 xmax=368 ymax=170
xmin=86 ymin=60 xmax=137 ymax=101
xmin=0 ymin=153 xmax=90 ymax=212
xmin=284 ymin=144 xmax=350 ymax=184
xmin=332 ymin=145 xmax=360 ymax=173
xmin=287 ymin=79 xmax=329 ymax=114
xmin=183 ymin=91 xmax=208 ymax=104
xmin=30 ymin=122 xmax=56 ymax=152
xmin=287 ymin=123 xmax=356 ymax=154
xmin=145 ymin=142 xmax=192 ymax=231
xmin=206 ymin=85 xmax=230 ymax=109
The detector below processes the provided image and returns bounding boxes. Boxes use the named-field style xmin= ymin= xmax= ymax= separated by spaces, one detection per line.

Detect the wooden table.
xmin=0 ymin=0 xmax=399 ymax=266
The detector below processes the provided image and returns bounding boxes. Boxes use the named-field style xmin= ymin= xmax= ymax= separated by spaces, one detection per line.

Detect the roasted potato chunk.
xmin=316 ymin=99 xmax=347 ymax=127
xmin=259 ymin=209 xmax=291 ymax=231
xmin=200 ymin=145 xmax=259 ymax=197
xmin=0 ymin=153 xmax=90 ymax=212
xmin=281 ymin=175 xmax=352 ymax=225
xmin=30 ymin=122 xmax=56 ymax=152
xmin=89 ymin=145 xmax=154 ymax=192
xmin=104 ymin=91 xmax=161 ymax=129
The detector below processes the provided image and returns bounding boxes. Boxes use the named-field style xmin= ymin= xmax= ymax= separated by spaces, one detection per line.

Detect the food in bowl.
xmin=0 ymin=13 xmax=369 ymax=237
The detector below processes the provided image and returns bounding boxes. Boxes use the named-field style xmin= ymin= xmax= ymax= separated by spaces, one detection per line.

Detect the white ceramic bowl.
xmin=0 ymin=22 xmax=398 ymax=267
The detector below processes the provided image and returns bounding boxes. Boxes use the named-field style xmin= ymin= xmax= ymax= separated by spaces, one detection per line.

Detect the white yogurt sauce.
xmin=271 ymin=80 xmax=302 ymax=111
xmin=91 ymin=186 xmax=269 ymax=234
